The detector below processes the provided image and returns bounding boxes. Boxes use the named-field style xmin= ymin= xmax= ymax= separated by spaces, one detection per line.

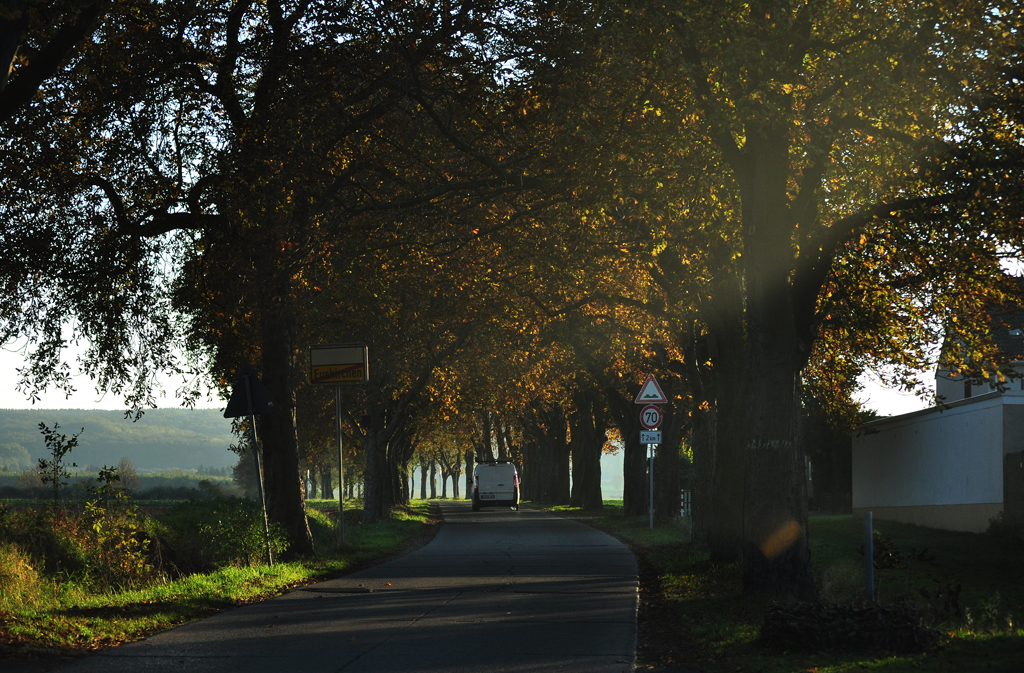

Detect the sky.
xmin=1 ymin=339 xmax=933 ymax=416
xmin=0 ymin=342 xmax=223 ymax=411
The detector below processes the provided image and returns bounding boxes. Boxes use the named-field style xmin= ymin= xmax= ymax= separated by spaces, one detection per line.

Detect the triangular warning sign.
xmin=633 ymin=374 xmax=668 ymax=404
xmin=224 ymin=363 xmax=278 ymax=418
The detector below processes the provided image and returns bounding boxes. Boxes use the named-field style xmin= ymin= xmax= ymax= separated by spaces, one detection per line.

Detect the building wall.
xmin=852 ymin=392 xmax=1024 ymax=532
xmin=936 ymin=363 xmax=1024 ymax=404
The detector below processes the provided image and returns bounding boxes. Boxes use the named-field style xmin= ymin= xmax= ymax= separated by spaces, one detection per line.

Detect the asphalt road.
xmin=50 ymin=501 xmax=638 ymax=673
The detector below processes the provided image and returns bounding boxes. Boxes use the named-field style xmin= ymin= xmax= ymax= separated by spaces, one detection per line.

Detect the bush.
xmin=760 ymin=600 xmax=943 ymax=653
xmin=80 ymin=466 xmax=155 ymax=588
xmin=136 ymin=479 xmax=233 ymax=502
xmin=0 ymin=505 xmax=89 ymax=578
xmin=986 ymin=511 xmax=1022 ymax=538
xmin=158 ymin=498 xmax=288 ymax=574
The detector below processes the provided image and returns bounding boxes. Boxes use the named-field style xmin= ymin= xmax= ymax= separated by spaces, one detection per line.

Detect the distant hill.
xmin=0 ymin=408 xmax=237 ymax=471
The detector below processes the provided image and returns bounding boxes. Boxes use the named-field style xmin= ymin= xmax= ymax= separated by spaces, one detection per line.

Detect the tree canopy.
xmin=2 ymin=0 xmax=1022 ymax=595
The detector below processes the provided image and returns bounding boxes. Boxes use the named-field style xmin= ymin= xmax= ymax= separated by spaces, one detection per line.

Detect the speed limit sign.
xmin=639 ymin=404 xmax=662 ymax=430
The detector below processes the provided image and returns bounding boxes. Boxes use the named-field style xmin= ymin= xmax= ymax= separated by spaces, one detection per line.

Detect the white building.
xmin=852 ymin=298 xmax=1024 ymax=533
xmin=853 ymin=390 xmax=1024 ymax=533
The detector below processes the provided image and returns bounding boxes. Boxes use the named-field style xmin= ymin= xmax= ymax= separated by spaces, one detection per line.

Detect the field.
xmin=542 ymin=503 xmax=1024 ymax=673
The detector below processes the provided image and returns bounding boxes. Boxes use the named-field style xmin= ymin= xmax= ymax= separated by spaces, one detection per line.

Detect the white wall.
xmin=852 ymin=395 xmax=1006 ymax=509
xmin=936 ymin=363 xmax=1024 ymax=404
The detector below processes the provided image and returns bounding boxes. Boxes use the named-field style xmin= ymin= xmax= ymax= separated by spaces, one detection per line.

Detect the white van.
xmin=472 ymin=460 xmax=520 ymax=511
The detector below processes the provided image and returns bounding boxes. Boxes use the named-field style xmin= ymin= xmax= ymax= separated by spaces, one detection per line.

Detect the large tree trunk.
xmin=736 ymin=133 xmax=815 ymax=598
xmin=429 ymin=460 xmax=437 ymax=498
xmin=464 ymin=450 xmax=473 ymax=499
xmin=259 ymin=304 xmax=314 ymax=556
xmin=420 ymin=461 xmax=428 ymax=500
xmin=706 ymin=271 xmax=747 ymax=563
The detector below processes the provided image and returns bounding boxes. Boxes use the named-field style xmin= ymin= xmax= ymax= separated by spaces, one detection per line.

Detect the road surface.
xmin=55 ymin=501 xmax=638 ymax=672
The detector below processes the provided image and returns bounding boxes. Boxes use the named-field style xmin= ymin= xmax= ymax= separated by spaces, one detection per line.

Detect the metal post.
xmin=649 ymin=443 xmax=655 ymax=530
xmin=245 ymin=376 xmax=274 ymax=566
xmin=864 ymin=511 xmax=874 ymax=603
xmin=335 ymin=385 xmax=345 ymax=548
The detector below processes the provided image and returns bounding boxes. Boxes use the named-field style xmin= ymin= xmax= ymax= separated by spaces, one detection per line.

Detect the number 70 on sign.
xmin=639 ymin=404 xmax=662 ymax=430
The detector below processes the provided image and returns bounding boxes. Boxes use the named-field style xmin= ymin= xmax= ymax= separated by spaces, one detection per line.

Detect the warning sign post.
xmin=634 ymin=373 xmax=668 ymax=530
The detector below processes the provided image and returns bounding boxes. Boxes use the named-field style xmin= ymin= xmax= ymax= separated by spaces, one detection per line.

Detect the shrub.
xmin=986 ymin=511 xmax=1022 ymax=538
xmin=16 ymin=469 xmax=43 ymax=488
xmin=159 ymin=498 xmax=288 ymax=574
xmin=0 ymin=505 xmax=89 ymax=578
xmin=760 ymin=600 xmax=943 ymax=653
xmin=81 ymin=466 xmax=155 ymax=588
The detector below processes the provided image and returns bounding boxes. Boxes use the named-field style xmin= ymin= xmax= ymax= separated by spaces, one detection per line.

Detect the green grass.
xmin=0 ymin=500 xmax=435 ymax=653
xmin=535 ymin=501 xmax=1024 ymax=673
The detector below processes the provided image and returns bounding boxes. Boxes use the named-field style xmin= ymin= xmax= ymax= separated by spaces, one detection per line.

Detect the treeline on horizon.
xmin=0 ymin=409 xmax=237 ymax=472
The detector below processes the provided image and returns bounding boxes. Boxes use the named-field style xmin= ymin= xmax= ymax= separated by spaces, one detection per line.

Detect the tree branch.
xmin=0 ymin=1 xmax=110 ymax=124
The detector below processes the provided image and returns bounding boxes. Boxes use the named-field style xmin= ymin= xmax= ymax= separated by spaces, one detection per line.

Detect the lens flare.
xmin=759 ymin=519 xmax=803 ymax=559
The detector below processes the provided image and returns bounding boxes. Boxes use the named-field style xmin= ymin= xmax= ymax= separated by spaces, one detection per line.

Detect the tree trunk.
xmin=690 ymin=397 xmax=715 ymax=543
xmin=705 ymin=272 xmax=747 ymax=563
xmin=569 ymin=390 xmax=603 ymax=510
xmin=464 ymin=450 xmax=474 ymax=499
xmin=320 ymin=462 xmax=332 ymax=500
xmin=605 ymin=387 xmax=646 ymax=516
xmin=527 ymin=403 xmax=570 ymax=505
xmin=480 ymin=412 xmax=494 ymax=461
xmin=420 ymin=461 xmax=428 ymax=500
xmin=361 ymin=428 xmax=386 ymax=522
xmin=519 ymin=440 xmax=537 ymax=502
xmin=655 ymin=403 xmax=683 ymax=522
xmin=429 ymin=460 xmax=437 ymax=498
xmin=495 ymin=416 xmax=508 ymax=460
xmin=258 ymin=305 xmax=314 ymax=556
xmin=735 ymin=133 xmax=814 ymax=597
xmin=452 ymin=464 xmax=460 ymax=499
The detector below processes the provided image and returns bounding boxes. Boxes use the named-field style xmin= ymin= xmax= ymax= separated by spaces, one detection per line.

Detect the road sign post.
xmin=224 ymin=363 xmax=278 ymax=566
xmin=649 ymin=442 xmax=655 ymax=530
xmin=308 ymin=343 xmax=369 ymax=549
xmin=634 ymin=374 xmax=667 ymax=530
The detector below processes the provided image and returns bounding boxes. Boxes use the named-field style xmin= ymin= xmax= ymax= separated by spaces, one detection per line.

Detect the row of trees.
xmin=3 ymin=1 xmax=1022 ymax=597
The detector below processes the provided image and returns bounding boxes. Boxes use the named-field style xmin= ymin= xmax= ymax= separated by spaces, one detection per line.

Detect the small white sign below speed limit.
xmin=639 ymin=404 xmax=662 ymax=430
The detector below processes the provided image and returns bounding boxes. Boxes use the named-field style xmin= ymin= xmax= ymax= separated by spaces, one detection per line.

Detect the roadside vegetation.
xmin=539 ymin=502 xmax=1024 ymax=673
xmin=0 ymin=486 xmax=435 ymax=654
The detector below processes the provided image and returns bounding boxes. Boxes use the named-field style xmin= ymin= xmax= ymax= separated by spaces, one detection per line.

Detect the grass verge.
xmin=533 ymin=502 xmax=1024 ymax=673
xmin=0 ymin=500 xmax=437 ymax=656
